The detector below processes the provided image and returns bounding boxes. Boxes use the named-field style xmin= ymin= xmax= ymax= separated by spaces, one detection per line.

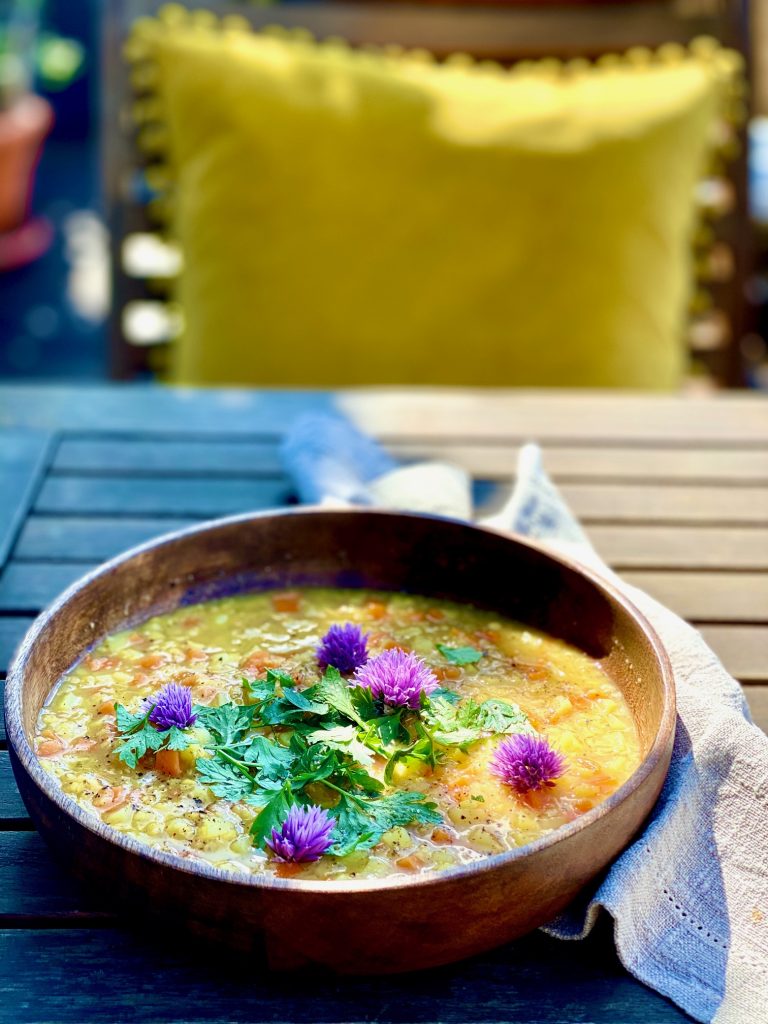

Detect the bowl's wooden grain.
xmin=5 ymin=508 xmax=674 ymax=973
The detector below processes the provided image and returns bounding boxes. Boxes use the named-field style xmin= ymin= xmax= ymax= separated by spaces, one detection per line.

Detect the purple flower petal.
xmin=266 ymin=804 xmax=336 ymax=863
xmin=145 ymin=682 xmax=196 ymax=731
xmin=317 ymin=623 xmax=369 ymax=675
xmin=490 ymin=734 xmax=565 ymax=794
xmin=353 ymin=649 xmax=439 ymax=710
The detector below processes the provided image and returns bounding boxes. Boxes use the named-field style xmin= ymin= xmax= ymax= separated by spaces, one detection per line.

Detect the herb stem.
xmin=217 ymin=748 xmax=257 ymax=782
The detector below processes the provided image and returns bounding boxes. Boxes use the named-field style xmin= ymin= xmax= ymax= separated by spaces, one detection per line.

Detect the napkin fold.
xmin=281 ymin=414 xmax=768 ymax=1024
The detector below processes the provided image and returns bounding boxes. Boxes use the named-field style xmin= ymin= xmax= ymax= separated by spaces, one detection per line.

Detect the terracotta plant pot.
xmin=0 ymin=93 xmax=52 ymax=235
xmin=5 ymin=509 xmax=676 ymax=973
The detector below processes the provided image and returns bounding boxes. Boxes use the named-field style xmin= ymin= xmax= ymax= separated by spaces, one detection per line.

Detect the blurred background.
xmin=1 ymin=0 xmax=767 ymax=389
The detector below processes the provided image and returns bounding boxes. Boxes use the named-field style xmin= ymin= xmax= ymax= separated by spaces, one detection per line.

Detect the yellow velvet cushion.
xmin=128 ymin=14 xmax=732 ymax=388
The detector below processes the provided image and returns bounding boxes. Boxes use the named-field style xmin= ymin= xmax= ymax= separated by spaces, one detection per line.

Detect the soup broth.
xmin=35 ymin=588 xmax=641 ymax=880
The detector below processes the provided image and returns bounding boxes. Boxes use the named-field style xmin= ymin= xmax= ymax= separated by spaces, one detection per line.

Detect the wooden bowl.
xmin=5 ymin=508 xmax=675 ymax=973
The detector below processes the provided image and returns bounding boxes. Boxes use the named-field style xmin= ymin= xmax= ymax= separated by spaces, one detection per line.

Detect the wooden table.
xmin=1 ymin=384 xmax=766 ymax=1024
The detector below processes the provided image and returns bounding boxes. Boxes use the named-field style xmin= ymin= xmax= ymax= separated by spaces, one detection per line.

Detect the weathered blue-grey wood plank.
xmin=0 ymin=617 xmax=33 ymax=674
xmin=0 ymin=430 xmax=53 ymax=568
xmin=0 ymin=385 xmax=333 ymax=435
xmin=0 ymin=832 xmax=102 ymax=916
xmin=16 ymin=517 xmax=198 ymax=561
xmin=0 ymin=753 xmax=30 ymax=821
xmin=35 ymin=476 xmax=291 ymax=517
xmin=0 ymin=562 xmax=94 ymax=612
xmin=55 ymin=439 xmax=283 ymax=476
xmin=0 ymin=924 xmax=689 ymax=1024
xmin=2 ymin=384 xmax=768 ymax=446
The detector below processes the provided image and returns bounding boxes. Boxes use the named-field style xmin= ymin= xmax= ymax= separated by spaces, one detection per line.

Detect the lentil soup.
xmin=35 ymin=588 xmax=641 ymax=880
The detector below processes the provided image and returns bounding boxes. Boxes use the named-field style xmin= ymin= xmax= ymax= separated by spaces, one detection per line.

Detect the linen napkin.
xmin=282 ymin=414 xmax=768 ymax=1024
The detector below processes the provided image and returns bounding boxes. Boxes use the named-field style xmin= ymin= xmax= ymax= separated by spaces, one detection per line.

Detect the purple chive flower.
xmin=266 ymin=804 xmax=336 ymax=863
xmin=490 ymin=734 xmax=565 ymax=794
xmin=145 ymin=682 xmax=197 ymax=731
xmin=353 ymin=649 xmax=439 ymax=710
xmin=317 ymin=622 xmax=369 ymax=675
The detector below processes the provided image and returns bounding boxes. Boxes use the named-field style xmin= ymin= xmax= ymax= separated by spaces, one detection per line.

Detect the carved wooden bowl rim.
xmin=5 ymin=507 xmax=676 ymax=895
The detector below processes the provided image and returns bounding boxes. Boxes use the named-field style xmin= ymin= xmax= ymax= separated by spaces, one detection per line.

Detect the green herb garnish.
xmin=436 ymin=644 xmax=485 ymax=665
xmin=114 ymin=702 xmax=192 ymax=769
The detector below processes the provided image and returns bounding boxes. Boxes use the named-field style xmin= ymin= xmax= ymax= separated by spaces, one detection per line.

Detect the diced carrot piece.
xmin=181 ymin=615 xmax=202 ymax=629
xmin=37 ymin=738 xmax=65 ymax=757
xmin=274 ymin=862 xmax=303 ymax=879
xmin=589 ymin=774 xmax=615 ymax=790
xmin=69 ymin=737 xmax=97 ymax=752
xmin=396 ymin=854 xmax=425 ymax=872
xmin=171 ymin=671 xmax=198 ymax=688
xmin=155 ymin=748 xmax=182 ymax=777
xmin=130 ymin=671 xmax=149 ymax=688
xmin=435 ymin=665 xmax=462 ymax=683
xmin=271 ymin=591 xmax=301 ymax=613
xmin=184 ymin=647 xmax=208 ymax=663
xmin=85 ymin=655 xmax=118 ymax=672
xmin=92 ymin=786 xmax=130 ymax=812
xmin=241 ymin=650 xmax=283 ymax=674
xmin=519 ymin=788 xmax=555 ymax=812
xmin=526 ymin=665 xmax=549 ymax=681
xmin=431 ymin=827 xmax=455 ymax=845
xmin=547 ymin=696 xmax=573 ymax=725
xmin=139 ymin=653 xmax=166 ymax=670
xmin=97 ymin=701 xmax=116 ymax=716
xmin=574 ymin=798 xmax=595 ymax=814
xmin=426 ymin=608 xmax=445 ymax=622
xmin=447 ymin=774 xmax=471 ymax=797
xmin=475 ymin=629 xmax=500 ymax=645
xmin=365 ymin=601 xmax=388 ymax=620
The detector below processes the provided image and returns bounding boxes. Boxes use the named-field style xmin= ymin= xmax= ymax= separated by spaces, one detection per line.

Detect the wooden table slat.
xmin=0 ymin=562 xmax=92 ymax=613
xmin=0 ymin=430 xmax=52 ymax=569
xmin=29 ymin=476 xmax=768 ymax=525
xmin=559 ymin=483 xmax=768 ymax=525
xmin=697 ymin=627 xmax=768 ymax=682
xmin=35 ymin=476 xmax=292 ymax=518
xmin=621 ymin=571 xmax=768 ymax=623
xmin=0 ymin=832 xmax=97 ymax=916
xmin=340 ymin=390 xmax=768 ymax=444
xmin=392 ymin=443 xmax=768 ymax=484
xmin=0 ymin=753 xmax=30 ymax=820
xmin=2 ymin=385 xmax=766 ymax=444
xmin=0 ymin=617 xmax=34 ymax=675
xmin=745 ymin=687 xmax=768 ymax=733
xmin=53 ymin=438 xmax=768 ymax=485
xmin=588 ymin=525 xmax=768 ymax=570
xmin=15 ymin=516 xmax=199 ymax=562
xmin=54 ymin=438 xmax=284 ymax=476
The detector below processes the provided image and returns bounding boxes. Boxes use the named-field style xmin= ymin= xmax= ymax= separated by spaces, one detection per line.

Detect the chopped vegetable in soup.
xmin=35 ymin=589 xmax=641 ymax=880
